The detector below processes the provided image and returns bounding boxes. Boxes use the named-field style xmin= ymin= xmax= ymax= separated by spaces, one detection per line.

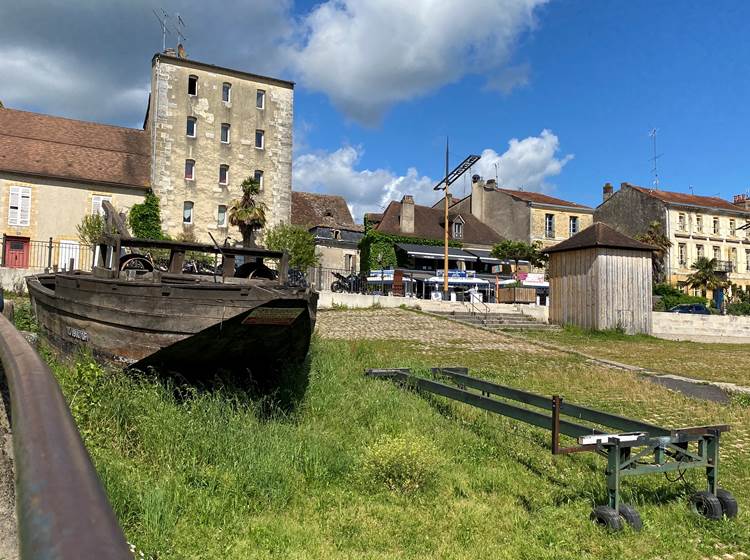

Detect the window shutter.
xmin=19 ymin=189 xmax=31 ymax=226
xmin=92 ymin=196 xmax=102 ymax=215
xmin=8 ymin=187 xmax=19 ymax=226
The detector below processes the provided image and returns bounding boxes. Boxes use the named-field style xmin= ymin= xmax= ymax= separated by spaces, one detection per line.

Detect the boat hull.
xmin=27 ymin=273 xmax=317 ymax=389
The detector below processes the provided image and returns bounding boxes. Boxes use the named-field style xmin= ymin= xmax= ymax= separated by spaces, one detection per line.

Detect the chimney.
xmin=400 ymin=194 xmax=415 ymax=234
xmin=734 ymin=193 xmax=750 ymax=210
xmin=177 ymin=43 xmax=187 ymax=59
xmin=471 ymin=177 xmax=486 ymax=222
xmin=164 ymin=47 xmax=177 ymax=56
xmin=603 ymin=182 xmax=614 ymax=202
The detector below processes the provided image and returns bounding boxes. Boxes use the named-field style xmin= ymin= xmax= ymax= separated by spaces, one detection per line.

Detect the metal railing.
xmin=1 ymin=237 xmax=95 ymax=272
xmin=0 ymin=312 xmax=130 ymax=559
xmin=307 ymin=267 xmax=367 ymax=293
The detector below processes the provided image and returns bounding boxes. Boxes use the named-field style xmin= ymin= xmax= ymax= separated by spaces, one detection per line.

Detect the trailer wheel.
xmin=716 ymin=489 xmax=738 ymax=519
xmin=690 ymin=491 xmax=723 ymax=520
xmin=590 ymin=506 xmax=624 ymax=531
xmin=618 ymin=503 xmax=642 ymax=531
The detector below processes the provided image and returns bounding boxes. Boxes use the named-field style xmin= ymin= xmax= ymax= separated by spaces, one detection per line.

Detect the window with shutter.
xmin=91 ymin=195 xmax=112 ymax=216
xmin=8 ymin=187 xmax=31 ymax=226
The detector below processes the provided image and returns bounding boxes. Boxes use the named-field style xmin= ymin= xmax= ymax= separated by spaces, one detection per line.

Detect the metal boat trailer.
xmin=366 ymin=367 xmax=738 ymax=531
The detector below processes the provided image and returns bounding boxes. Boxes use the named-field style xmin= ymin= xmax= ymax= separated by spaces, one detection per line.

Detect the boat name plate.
xmin=65 ymin=326 xmax=90 ymax=342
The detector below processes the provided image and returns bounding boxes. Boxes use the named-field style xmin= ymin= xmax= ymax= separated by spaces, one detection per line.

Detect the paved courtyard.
xmin=315 ymin=308 xmax=551 ymax=353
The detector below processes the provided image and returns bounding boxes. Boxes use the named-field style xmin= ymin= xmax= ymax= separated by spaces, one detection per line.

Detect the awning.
xmin=396 ymin=242 xmax=476 ymax=260
xmin=426 ymin=276 xmax=490 ymax=286
xmin=464 ymin=248 xmax=500 ymax=264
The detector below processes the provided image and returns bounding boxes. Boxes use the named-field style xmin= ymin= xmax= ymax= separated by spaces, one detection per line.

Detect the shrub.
xmin=727 ymin=302 xmax=750 ymax=316
xmin=264 ymin=223 xmax=320 ymax=270
xmin=653 ymin=283 xmax=708 ymax=311
xmin=129 ymin=191 xmax=165 ymax=239
xmin=359 ymin=435 xmax=441 ymax=494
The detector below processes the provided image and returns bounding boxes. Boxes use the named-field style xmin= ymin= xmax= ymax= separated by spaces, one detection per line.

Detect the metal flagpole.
xmin=443 ymin=137 xmax=450 ymax=300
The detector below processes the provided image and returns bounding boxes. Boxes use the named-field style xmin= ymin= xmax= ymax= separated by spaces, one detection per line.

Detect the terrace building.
xmin=449 ymin=175 xmax=594 ymax=249
xmin=594 ymin=182 xmax=750 ymax=292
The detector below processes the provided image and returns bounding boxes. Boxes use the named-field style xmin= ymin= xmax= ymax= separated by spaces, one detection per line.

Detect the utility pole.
xmin=443 ymin=138 xmax=450 ymax=299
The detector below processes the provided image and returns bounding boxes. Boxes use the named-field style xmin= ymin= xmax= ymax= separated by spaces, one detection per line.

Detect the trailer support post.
xmin=706 ymin=434 xmax=718 ymax=495
xmin=605 ymin=443 xmax=621 ymax=512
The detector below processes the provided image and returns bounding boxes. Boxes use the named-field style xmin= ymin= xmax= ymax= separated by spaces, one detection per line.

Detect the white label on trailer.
xmin=65 ymin=326 xmax=90 ymax=342
xmin=578 ymin=432 xmax=646 ymax=445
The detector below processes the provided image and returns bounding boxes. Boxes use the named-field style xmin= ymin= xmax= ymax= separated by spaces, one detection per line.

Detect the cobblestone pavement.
xmin=315 ymin=309 xmax=549 ymax=353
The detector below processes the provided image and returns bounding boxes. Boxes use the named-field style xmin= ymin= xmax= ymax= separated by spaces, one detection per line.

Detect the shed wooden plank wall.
xmin=548 ymin=248 xmax=652 ymax=334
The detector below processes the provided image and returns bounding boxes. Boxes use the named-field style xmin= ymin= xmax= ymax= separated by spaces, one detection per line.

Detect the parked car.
xmin=668 ymin=303 xmax=711 ymax=315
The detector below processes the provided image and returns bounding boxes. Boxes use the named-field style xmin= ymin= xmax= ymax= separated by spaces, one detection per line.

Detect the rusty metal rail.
xmin=0 ymin=313 xmax=131 ymax=559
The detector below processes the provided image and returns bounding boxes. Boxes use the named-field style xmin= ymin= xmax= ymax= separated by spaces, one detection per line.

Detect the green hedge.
xmin=653 ymin=283 xmax=709 ymax=311
xmin=727 ymin=302 xmax=750 ymax=316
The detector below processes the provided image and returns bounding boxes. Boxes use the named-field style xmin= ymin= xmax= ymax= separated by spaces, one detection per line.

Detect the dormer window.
xmin=452 ymin=215 xmax=464 ymax=239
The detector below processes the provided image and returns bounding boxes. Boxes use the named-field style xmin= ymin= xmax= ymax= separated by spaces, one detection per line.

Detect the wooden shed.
xmin=544 ymin=222 xmax=655 ymax=334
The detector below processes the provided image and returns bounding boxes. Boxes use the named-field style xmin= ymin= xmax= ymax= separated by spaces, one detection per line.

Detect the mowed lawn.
xmin=515 ymin=326 xmax=750 ymax=387
xmin=40 ymin=308 xmax=749 ymax=559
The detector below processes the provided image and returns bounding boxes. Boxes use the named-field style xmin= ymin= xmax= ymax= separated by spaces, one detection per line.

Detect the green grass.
xmin=516 ymin=325 xmax=750 ymax=387
xmin=43 ymin=331 xmax=749 ymax=560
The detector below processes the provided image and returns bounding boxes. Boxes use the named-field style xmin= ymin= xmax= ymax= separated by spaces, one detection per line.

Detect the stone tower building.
xmin=146 ymin=52 xmax=293 ymax=242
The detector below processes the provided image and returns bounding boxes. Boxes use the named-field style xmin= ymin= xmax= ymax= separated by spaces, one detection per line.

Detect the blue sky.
xmin=2 ymin=1 xmax=749 ymax=219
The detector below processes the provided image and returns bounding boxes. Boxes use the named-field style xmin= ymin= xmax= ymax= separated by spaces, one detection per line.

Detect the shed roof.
xmin=0 ymin=108 xmax=150 ymax=189
xmin=543 ymin=222 xmax=656 ymax=254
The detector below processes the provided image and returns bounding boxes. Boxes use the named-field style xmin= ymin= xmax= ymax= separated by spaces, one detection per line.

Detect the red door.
xmin=4 ymin=237 xmax=30 ymax=268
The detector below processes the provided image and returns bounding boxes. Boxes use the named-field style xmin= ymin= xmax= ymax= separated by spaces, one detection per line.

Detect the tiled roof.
xmin=544 ymin=222 xmax=656 ymax=254
xmin=374 ymin=200 xmax=501 ymax=246
xmin=291 ymin=191 xmax=362 ymax=231
xmin=0 ymin=108 xmax=150 ymax=189
xmin=627 ymin=183 xmax=747 ymax=213
xmin=497 ymin=188 xmax=592 ymax=209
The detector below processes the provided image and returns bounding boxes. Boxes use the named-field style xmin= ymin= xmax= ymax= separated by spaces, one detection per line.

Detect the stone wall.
xmin=149 ymin=56 xmax=293 ymax=242
xmin=530 ymin=207 xmax=594 ymax=248
xmin=652 ymin=312 xmax=750 ymax=343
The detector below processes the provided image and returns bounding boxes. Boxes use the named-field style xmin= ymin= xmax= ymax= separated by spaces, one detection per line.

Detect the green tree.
xmin=636 ymin=221 xmax=672 ymax=283
xmin=264 ymin=223 xmax=320 ymax=270
xmin=76 ymin=214 xmax=104 ymax=246
xmin=490 ymin=240 xmax=547 ymax=278
xmin=129 ymin=190 xmax=164 ymax=239
xmin=685 ymin=257 xmax=727 ymax=294
xmin=229 ymin=177 xmax=267 ymax=246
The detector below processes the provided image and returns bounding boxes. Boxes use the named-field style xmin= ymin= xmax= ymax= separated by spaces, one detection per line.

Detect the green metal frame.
xmin=365 ymin=367 xmax=729 ymax=512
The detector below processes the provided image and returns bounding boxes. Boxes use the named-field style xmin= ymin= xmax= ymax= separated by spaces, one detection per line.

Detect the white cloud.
xmin=293 ymin=130 xmax=572 ymax=222
xmin=288 ymin=0 xmax=547 ymax=124
xmin=293 ymin=146 xmax=434 ymax=221
xmin=474 ymin=130 xmax=573 ymax=192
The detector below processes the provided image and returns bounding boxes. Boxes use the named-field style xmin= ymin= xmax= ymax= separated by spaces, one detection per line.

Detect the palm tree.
xmin=636 ymin=221 xmax=672 ymax=283
xmin=685 ymin=257 xmax=727 ymax=294
xmin=228 ymin=177 xmax=267 ymax=246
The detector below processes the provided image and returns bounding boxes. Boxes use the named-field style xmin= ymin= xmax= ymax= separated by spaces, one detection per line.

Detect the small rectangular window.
xmin=217 ymin=205 xmax=227 ymax=227
xmin=678 ymin=213 xmax=686 ymax=231
xmin=188 ymin=75 xmax=198 ymax=96
xmin=746 ymin=249 xmax=750 ymax=272
xmin=220 ymin=123 xmax=230 ymax=143
xmin=222 ymin=83 xmax=231 ymax=103
xmin=545 ymin=214 xmax=555 ymax=238
xmin=569 ymin=216 xmax=579 ymax=235
xmin=254 ymin=170 xmax=264 ymax=190
xmin=730 ymin=219 xmax=736 ymax=236
xmin=255 ymin=130 xmax=264 ymax=149
xmin=713 ymin=246 xmax=721 ymax=260
xmin=183 ymin=201 xmax=194 ymax=224
xmin=452 ymin=221 xmax=463 ymax=239
xmin=186 ymin=117 xmax=197 ymax=137
xmin=713 ymin=217 xmax=720 ymax=235
xmin=91 ymin=195 xmax=112 ymax=216
xmin=678 ymin=243 xmax=687 ymax=266
xmin=256 ymin=89 xmax=265 ymax=109
xmin=219 ymin=165 xmax=229 ymax=185
xmin=8 ymin=186 xmax=31 ymax=227
xmin=185 ymin=159 xmax=195 ymax=180
xmin=696 ymin=244 xmax=704 ymax=259
xmin=696 ymin=215 xmax=703 ymax=232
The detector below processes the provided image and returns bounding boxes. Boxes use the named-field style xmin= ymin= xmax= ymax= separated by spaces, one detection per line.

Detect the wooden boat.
xmin=27 ymin=204 xmax=317 ymax=391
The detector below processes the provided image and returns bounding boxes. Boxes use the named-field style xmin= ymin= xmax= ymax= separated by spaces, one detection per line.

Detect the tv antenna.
xmin=649 ymin=128 xmax=662 ymax=189
xmin=153 ymin=9 xmax=171 ymax=52
xmin=174 ymin=12 xmax=187 ymax=49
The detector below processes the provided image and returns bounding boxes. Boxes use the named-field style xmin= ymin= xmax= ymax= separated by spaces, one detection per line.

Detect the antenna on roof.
xmin=649 ymin=128 xmax=662 ymax=189
xmin=174 ymin=12 xmax=187 ymax=50
xmin=152 ymin=9 xmax=171 ymax=52
xmin=493 ymin=162 xmax=499 ymax=185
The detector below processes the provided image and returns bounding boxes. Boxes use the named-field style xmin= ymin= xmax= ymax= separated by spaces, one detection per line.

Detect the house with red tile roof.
xmin=594 ymin=182 xmax=750 ymax=290
xmin=450 ymin=176 xmax=594 ymax=249
xmin=0 ymin=107 xmax=150 ymax=268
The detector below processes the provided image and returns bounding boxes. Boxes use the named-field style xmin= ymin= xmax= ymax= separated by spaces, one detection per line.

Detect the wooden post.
xmin=279 ymin=252 xmax=289 ymax=284
xmin=222 ymin=254 xmax=235 ymax=279
xmin=168 ymin=250 xmax=185 ymax=274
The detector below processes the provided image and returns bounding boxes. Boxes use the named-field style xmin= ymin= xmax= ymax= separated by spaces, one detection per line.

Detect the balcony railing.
xmin=714 ymin=260 xmax=734 ymax=273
